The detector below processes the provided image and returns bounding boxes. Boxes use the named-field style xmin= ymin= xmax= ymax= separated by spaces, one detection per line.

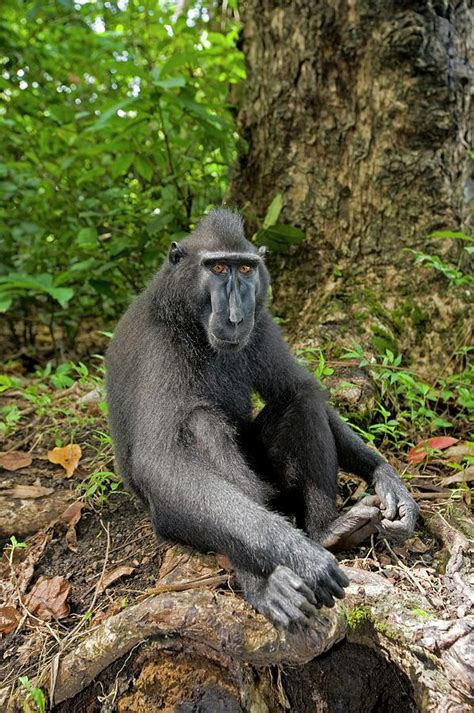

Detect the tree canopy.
xmin=0 ymin=0 xmax=243 ymax=335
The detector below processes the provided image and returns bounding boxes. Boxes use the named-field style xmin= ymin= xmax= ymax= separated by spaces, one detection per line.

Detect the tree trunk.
xmin=229 ymin=0 xmax=472 ymax=356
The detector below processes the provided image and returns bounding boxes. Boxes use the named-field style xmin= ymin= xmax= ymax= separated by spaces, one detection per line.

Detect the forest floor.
xmin=0 ymin=350 xmax=472 ymax=711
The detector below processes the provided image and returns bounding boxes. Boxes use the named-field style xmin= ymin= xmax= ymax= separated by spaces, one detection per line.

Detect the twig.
xmin=383 ymin=539 xmax=437 ymax=606
xmin=137 ymin=574 xmax=229 ymax=601
xmin=88 ymin=520 xmax=111 ymax=614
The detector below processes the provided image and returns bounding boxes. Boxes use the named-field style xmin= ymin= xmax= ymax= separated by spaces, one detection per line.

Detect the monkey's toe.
xmin=263 ymin=565 xmax=320 ymax=627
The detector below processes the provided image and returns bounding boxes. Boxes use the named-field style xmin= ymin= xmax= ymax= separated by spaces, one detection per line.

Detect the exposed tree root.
xmin=40 ymin=542 xmax=473 ymax=712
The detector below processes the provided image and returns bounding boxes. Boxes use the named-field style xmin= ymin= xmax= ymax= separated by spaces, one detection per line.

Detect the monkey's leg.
xmin=326 ymin=405 xmax=418 ymax=541
xmin=306 ymin=490 xmax=382 ymax=551
xmin=253 ymin=401 xmax=382 ymax=550
xmin=139 ymin=408 xmax=348 ymax=627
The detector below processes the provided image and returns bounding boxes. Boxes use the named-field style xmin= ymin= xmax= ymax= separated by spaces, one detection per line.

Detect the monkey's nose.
xmin=228 ymin=313 xmax=244 ymax=326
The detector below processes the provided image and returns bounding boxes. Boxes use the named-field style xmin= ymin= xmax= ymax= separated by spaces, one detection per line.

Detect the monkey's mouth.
xmin=208 ymin=331 xmax=245 ymax=352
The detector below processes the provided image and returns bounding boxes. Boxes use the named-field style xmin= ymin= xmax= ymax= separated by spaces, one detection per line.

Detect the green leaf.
xmin=0 ymin=375 xmax=12 ymax=392
xmin=109 ymin=238 xmax=131 ymax=257
xmin=48 ymin=287 xmax=74 ymax=307
xmin=429 ymin=230 xmax=473 ymax=242
xmin=0 ymin=294 xmax=13 ymax=312
xmin=263 ymin=194 xmax=283 ymax=229
xmin=157 ymin=52 xmax=200 ymax=77
xmin=111 ymin=152 xmax=134 ymax=178
xmin=134 ymin=156 xmax=154 ymax=182
xmin=77 ymin=228 xmax=98 ymax=248
xmin=153 ymin=76 xmax=186 ymax=89
xmin=256 ymin=224 xmax=306 ymax=252
xmin=87 ymin=97 xmax=139 ymax=132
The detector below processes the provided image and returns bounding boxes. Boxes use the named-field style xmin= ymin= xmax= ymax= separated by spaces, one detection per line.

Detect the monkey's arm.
xmin=326 ymin=406 xmax=418 ymax=540
xmin=254 ymin=316 xmax=418 ymax=541
xmin=134 ymin=407 xmax=348 ymax=622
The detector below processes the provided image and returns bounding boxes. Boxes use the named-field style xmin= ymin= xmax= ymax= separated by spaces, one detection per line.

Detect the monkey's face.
xmin=200 ymin=252 xmax=262 ymax=352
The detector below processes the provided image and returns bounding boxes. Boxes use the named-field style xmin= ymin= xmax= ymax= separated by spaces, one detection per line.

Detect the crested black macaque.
xmin=106 ymin=209 xmax=418 ymax=627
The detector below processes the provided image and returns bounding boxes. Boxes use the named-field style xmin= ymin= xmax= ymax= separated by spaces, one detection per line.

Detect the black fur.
xmin=106 ymin=209 xmax=418 ymax=627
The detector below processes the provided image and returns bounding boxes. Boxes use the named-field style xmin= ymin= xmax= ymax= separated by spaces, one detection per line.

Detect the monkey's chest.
xmin=204 ymin=364 xmax=253 ymax=421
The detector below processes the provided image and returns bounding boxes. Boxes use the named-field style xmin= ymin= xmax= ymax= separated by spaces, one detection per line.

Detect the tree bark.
xmin=229 ymin=0 xmax=472 ymax=354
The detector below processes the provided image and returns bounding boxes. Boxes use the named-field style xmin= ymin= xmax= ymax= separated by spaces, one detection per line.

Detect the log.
xmin=45 ymin=543 xmax=473 ymax=712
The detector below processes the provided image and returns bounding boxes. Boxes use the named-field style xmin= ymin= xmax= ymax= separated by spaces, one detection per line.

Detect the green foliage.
xmin=409 ymin=231 xmax=473 ymax=288
xmin=253 ymin=193 xmax=306 ymax=252
xmin=296 ymin=347 xmax=335 ymax=379
xmin=348 ymin=232 xmax=472 ymax=445
xmin=411 ymin=607 xmax=432 ymax=619
xmin=18 ymin=676 xmax=46 ymax=713
xmin=0 ymin=357 xmax=105 ymax=435
xmin=341 ymin=342 xmax=473 ymax=447
xmin=0 ymin=0 xmax=244 ymax=341
xmin=6 ymin=535 xmax=28 ymax=566
xmin=77 ymin=469 xmax=122 ymax=506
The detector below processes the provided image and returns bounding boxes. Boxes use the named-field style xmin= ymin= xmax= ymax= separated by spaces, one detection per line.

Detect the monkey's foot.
xmin=243 ymin=565 xmax=321 ymax=628
xmin=321 ymin=496 xmax=383 ymax=552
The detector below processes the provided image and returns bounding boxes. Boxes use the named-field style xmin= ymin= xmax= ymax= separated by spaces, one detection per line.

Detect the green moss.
xmin=391 ymin=301 xmax=429 ymax=333
xmin=410 ymin=607 xmax=432 ymax=619
xmin=372 ymin=328 xmax=398 ymax=355
xmin=343 ymin=605 xmax=372 ymax=630
xmin=344 ymin=605 xmax=406 ymax=641
xmin=373 ymin=620 xmax=403 ymax=641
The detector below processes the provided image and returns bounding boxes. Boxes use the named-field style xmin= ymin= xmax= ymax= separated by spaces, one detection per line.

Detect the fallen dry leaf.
xmin=440 ymin=442 xmax=474 ymax=463
xmin=0 ymin=452 xmax=32 ymax=472
xmin=98 ymin=565 xmax=135 ymax=593
xmin=58 ymin=500 xmax=84 ymax=552
xmin=407 ymin=536 xmax=431 ymax=554
xmin=16 ymin=531 xmax=51 ymax=595
xmin=407 ymin=436 xmax=458 ymax=464
xmin=0 ymin=606 xmax=20 ymax=635
xmin=47 ymin=444 xmax=82 ymax=478
xmin=0 ymin=529 xmax=52 ymax=605
xmin=59 ymin=500 xmax=83 ymax=527
xmin=24 ymin=576 xmax=71 ymax=621
xmin=0 ymin=485 xmax=54 ymax=499
xmin=15 ymin=631 xmax=44 ymax=665
xmin=443 ymin=466 xmax=474 ymax=486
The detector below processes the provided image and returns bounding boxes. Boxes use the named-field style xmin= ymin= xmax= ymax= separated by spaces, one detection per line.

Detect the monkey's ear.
xmin=169 ymin=242 xmax=186 ymax=266
xmin=257 ymin=245 xmax=267 ymax=258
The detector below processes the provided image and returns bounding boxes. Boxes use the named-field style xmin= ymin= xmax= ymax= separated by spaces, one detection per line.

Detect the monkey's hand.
xmin=373 ymin=463 xmax=419 ymax=541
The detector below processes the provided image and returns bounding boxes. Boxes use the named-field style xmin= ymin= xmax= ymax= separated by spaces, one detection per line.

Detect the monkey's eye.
xmin=238 ymin=265 xmax=253 ymax=274
xmin=210 ymin=263 xmax=228 ymax=275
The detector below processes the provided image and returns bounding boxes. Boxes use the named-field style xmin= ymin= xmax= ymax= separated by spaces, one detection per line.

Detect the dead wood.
xmin=42 ymin=543 xmax=473 ymax=712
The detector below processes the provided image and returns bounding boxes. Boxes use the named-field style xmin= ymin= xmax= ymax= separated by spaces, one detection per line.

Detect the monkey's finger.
xmin=318 ymin=589 xmax=336 ymax=608
xmin=380 ymin=494 xmax=397 ymax=520
xmin=293 ymin=579 xmax=318 ymax=607
xmin=377 ymin=518 xmax=411 ymax=541
xmin=326 ymin=577 xmax=346 ymax=601
xmin=267 ymin=606 xmax=290 ymax=628
xmin=342 ymin=521 xmax=379 ymax=548
xmin=275 ymin=567 xmax=319 ymax=609
xmin=299 ymin=599 xmax=321 ymax=618
xmin=359 ymin=495 xmax=382 ymax=508
xmin=273 ymin=595 xmax=312 ymax=625
xmin=275 ymin=579 xmax=320 ymax=619
xmin=398 ymin=502 xmax=418 ymax=531
xmin=332 ymin=566 xmax=350 ymax=589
